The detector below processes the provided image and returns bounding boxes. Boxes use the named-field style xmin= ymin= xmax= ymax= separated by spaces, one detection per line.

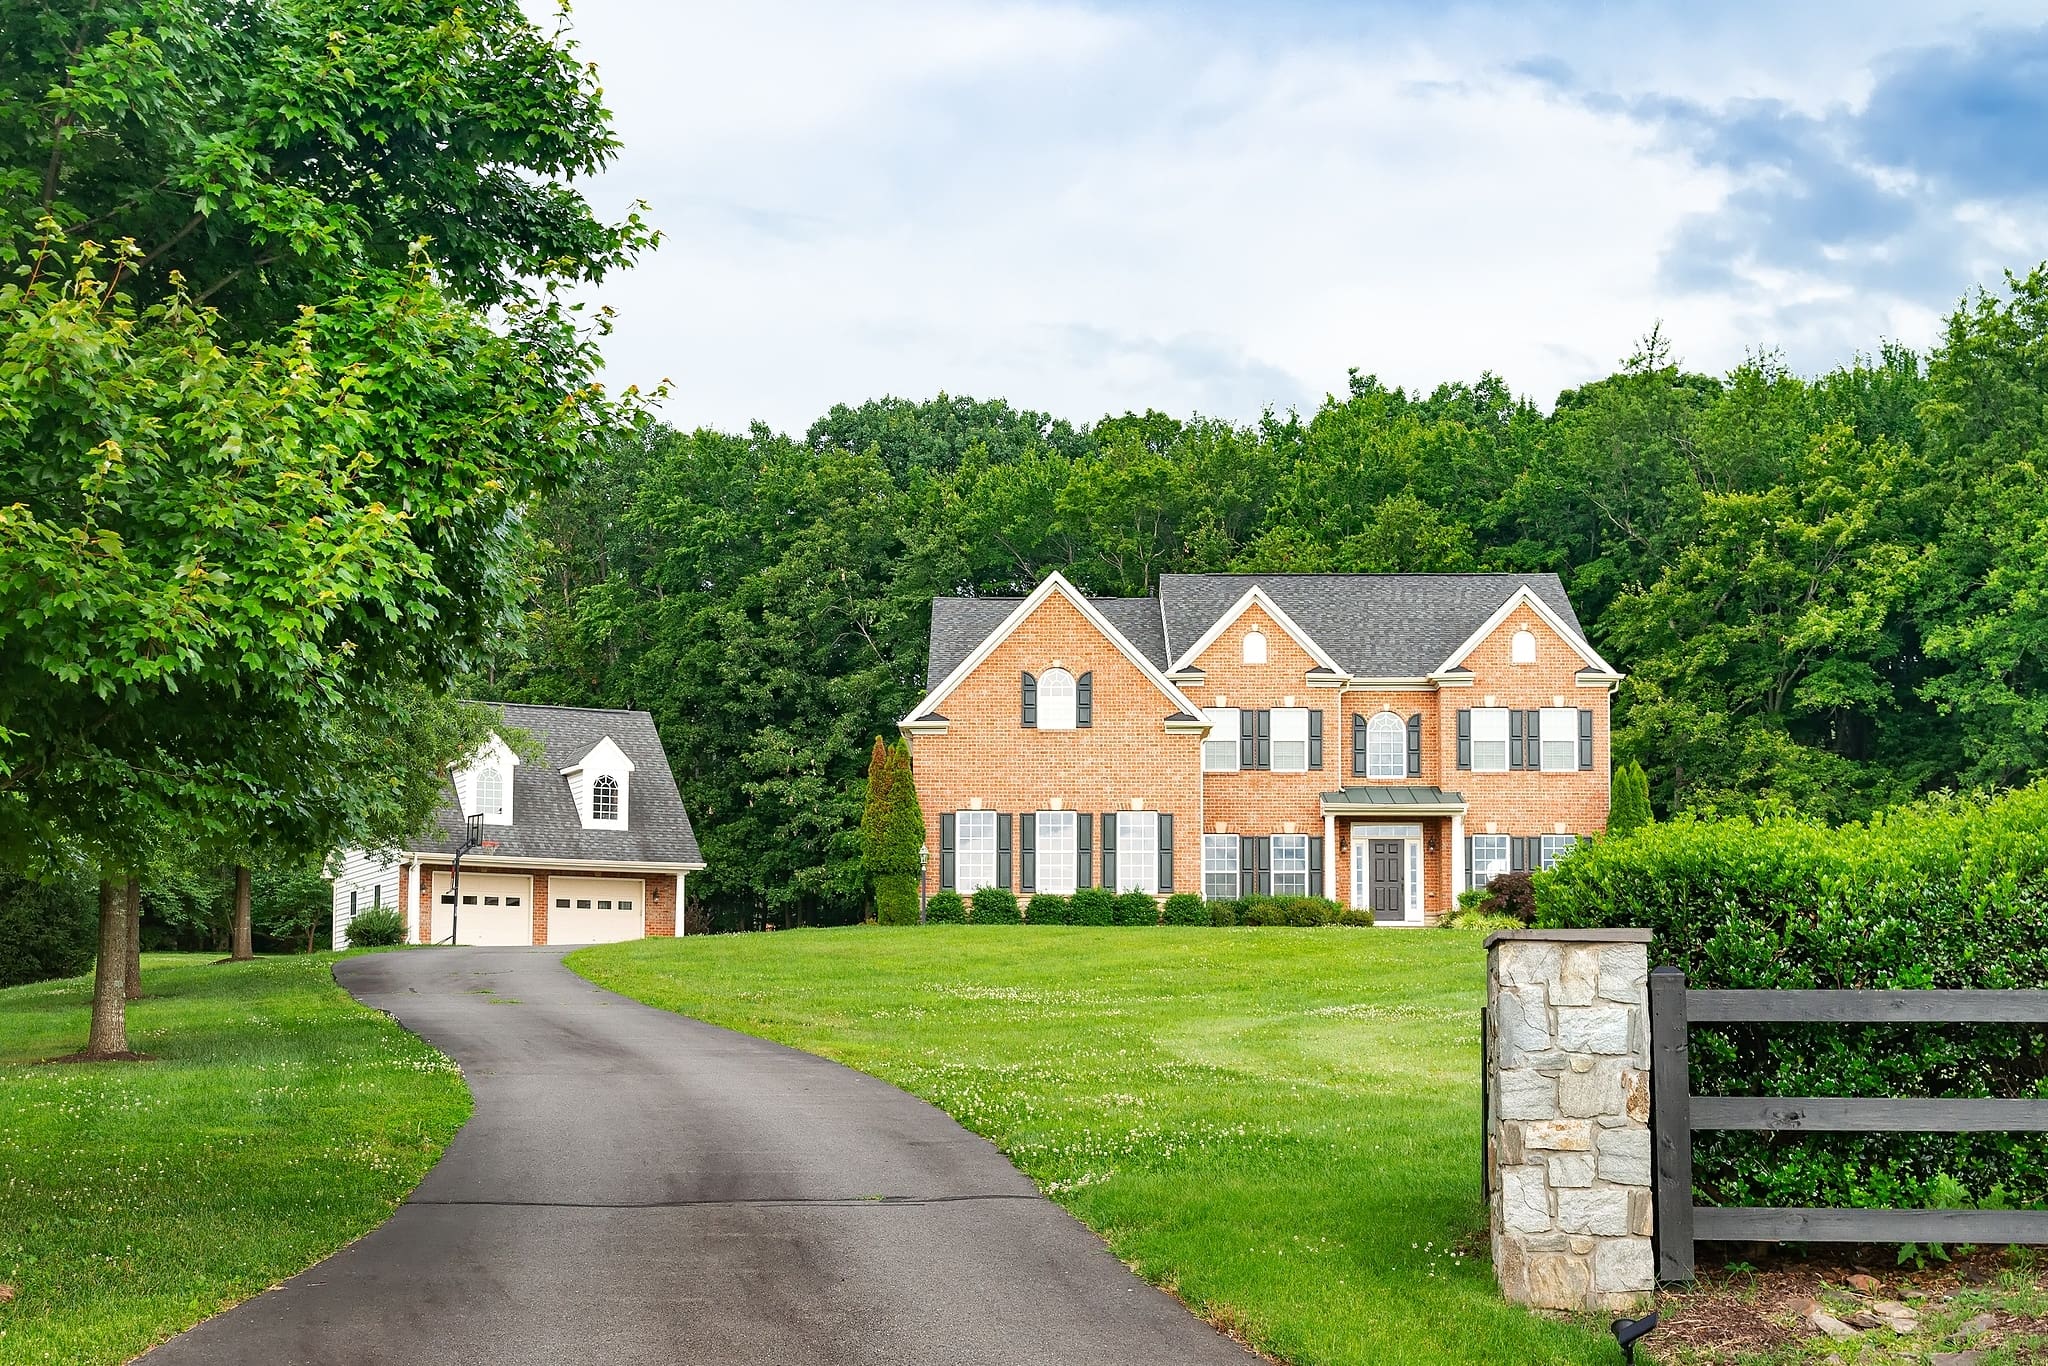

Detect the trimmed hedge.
xmin=1162 ymin=893 xmax=1208 ymax=926
xmin=0 ymin=873 xmax=97 ymax=987
xmin=1535 ymin=785 xmax=2048 ymax=1212
xmin=1069 ymin=887 xmax=1115 ymax=926
xmin=1111 ymin=890 xmax=1159 ymax=926
xmin=1025 ymin=893 xmax=1070 ymax=925
xmin=923 ymin=889 xmax=967 ymax=924
xmin=1241 ymin=895 xmax=1347 ymax=927
xmin=970 ymin=886 xmax=1020 ymax=924
xmin=344 ymin=906 xmax=406 ymax=948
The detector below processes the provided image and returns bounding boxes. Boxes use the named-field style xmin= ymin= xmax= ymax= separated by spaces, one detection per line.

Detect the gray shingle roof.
xmin=1157 ymin=573 xmax=1585 ymax=676
xmin=1320 ymin=785 xmax=1468 ymax=808
xmin=423 ymin=703 xmax=704 ymax=866
xmin=926 ymin=594 xmax=1167 ymax=687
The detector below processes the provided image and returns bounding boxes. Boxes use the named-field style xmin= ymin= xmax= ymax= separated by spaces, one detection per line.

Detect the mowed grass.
xmin=0 ymin=953 xmax=469 ymax=1364
xmin=571 ymin=926 xmax=1612 ymax=1366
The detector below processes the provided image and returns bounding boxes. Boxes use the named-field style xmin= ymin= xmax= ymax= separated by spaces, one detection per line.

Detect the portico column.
xmin=1323 ymin=811 xmax=1338 ymax=900
xmin=1450 ymin=814 xmax=1466 ymax=904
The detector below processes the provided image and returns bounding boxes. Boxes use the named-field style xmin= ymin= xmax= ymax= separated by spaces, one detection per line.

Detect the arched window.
xmin=592 ymin=774 xmax=621 ymax=822
xmin=476 ymin=767 xmax=504 ymax=817
xmin=1511 ymin=629 xmax=1537 ymax=664
xmin=1366 ymin=713 xmax=1407 ymax=779
xmin=1243 ymin=630 xmax=1267 ymax=665
xmin=1038 ymin=668 xmax=1076 ymax=730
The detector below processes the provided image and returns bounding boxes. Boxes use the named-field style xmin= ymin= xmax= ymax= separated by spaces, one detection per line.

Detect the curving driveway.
xmin=142 ymin=947 xmax=1257 ymax=1365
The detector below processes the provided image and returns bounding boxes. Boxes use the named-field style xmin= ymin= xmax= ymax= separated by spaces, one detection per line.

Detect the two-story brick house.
xmin=900 ymin=571 xmax=1621 ymax=924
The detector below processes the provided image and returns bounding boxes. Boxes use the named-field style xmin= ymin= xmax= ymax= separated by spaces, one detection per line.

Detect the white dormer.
xmin=562 ymin=735 xmax=635 ymax=831
xmin=455 ymin=733 xmax=522 ymax=826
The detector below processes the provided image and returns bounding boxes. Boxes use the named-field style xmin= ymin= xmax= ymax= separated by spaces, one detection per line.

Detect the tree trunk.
xmin=86 ymin=879 xmax=129 ymax=1057
xmin=231 ymin=864 xmax=254 ymax=961
xmin=123 ymin=874 xmax=142 ymax=1001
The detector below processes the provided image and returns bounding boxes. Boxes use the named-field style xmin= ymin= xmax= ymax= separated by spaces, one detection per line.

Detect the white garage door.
xmin=430 ymin=872 xmax=534 ymax=946
xmin=548 ymin=877 xmax=646 ymax=945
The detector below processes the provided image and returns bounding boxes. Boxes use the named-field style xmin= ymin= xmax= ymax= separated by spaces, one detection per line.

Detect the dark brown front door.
xmin=1370 ymin=840 xmax=1404 ymax=918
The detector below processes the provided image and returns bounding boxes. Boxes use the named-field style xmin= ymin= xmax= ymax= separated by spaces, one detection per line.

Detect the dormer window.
xmin=562 ymin=735 xmax=635 ymax=830
xmin=592 ymin=774 xmax=620 ymax=822
xmin=458 ymin=735 xmax=520 ymax=825
xmin=476 ymin=768 xmax=505 ymax=819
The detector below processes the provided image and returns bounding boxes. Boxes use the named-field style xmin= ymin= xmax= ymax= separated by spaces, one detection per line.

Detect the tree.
xmin=1608 ymin=761 xmax=1654 ymax=838
xmin=868 ymin=741 xmax=925 ymax=926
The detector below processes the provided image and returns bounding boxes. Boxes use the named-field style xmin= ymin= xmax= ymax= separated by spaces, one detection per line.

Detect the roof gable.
xmin=1432 ymin=583 xmax=1618 ymax=677
xmin=1169 ymin=584 xmax=1344 ymax=674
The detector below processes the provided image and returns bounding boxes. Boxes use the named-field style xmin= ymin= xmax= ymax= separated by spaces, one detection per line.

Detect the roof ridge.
xmin=464 ymin=699 xmax=654 ymax=717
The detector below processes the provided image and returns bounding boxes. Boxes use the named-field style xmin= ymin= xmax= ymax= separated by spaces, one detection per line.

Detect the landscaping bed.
xmin=0 ymin=952 xmax=468 ymax=1364
xmin=571 ymin=925 xmax=1615 ymax=1366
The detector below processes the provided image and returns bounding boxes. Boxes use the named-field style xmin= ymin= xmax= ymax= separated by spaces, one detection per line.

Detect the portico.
xmin=1321 ymin=786 xmax=1468 ymax=925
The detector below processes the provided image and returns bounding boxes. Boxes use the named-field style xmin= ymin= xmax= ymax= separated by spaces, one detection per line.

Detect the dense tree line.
xmin=496 ymin=274 xmax=2048 ymax=929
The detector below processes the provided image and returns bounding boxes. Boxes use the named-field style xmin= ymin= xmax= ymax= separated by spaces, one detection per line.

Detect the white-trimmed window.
xmin=1511 ymin=629 xmax=1537 ymax=664
xmin=1036 ymin=811 xmax=1078 ymax=894
xmin=591 ymin=774 xmax=621 ymax=822
xmin=957 ymin=810 xmax=998 ymax=893
xmin=1202 ymin=835 xmax=1239 ymax=901
xmin=1117 ymin=812 xmax=1159 ymax=893
xmin=1471 ymin=834 xmax=1511 ymax=887
xmin=1366 ymin=712 xmax=1406 ymax=779
xmin=476 ymin=767 xmax=505 ymax=818
xmin=1243 ymin=630 xmax=1267 ymax=664
xmin=1271 ymin=708 xmax=1310 ymax=772
xmin=1039 ymin=668 xmax=1077 ymax=730
xmin=1203 ymin=708 xmax=1240 ymax=772
xmin=1272 ymin=834 xmax=1310 ymax=896
xmin=1471 ymin=708 xmax=1510 ymax=772
xmin=1540 ymin=707 xmax=1579 ymax=772
xmin=1540 ymin=834 xmax=1579 ymax=870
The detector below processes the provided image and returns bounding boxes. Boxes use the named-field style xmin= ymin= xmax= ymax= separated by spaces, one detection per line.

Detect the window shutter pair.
xmin=1158 ymin=814 xmax=1174 ymax=892
xmin=997 ymin=815 xmax=1012 ymax=889
xmin=1308 ymin=837 xmax=1324 ymax=896
xmin=940 ymin=813 xmax=957 ymax=889
xmin=1509 ymin=710 xmax=1527 ymax=770
xmin=1077 ymin=815 xmax=1093 ymax=887
xmin=1510 ymin=837 xmax=1529 ymax=874
xmin=1308 ymin=711 xmax=1323 ymax=770
xmin=1406 ymin=713 xmax=1423 ymax=777
xmin=1457 ymin=710 xmax=1472 ymax=770
xmin=1020 ymin=814 xmax=1036 ymax=892
xmin=1579 ymin=708 xmax=1594 ymax=769
xmin=1351 ymin=714 xmax=1367 ymax=776
xmin=1021 ymin=673 xmax=1037 ymax=728
xmin=1101 ymin=815 xmax=1117 ymax=890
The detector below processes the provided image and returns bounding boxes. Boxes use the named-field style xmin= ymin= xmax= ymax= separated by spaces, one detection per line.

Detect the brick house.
xmin=900 ymin=572 xmax=1621 ymax=924
xmin=330 ymin=703 xmax=706 ymax=947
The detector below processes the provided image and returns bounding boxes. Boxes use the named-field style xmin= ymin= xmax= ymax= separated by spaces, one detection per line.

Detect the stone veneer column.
xmin=1485 ymin=928 xmax=1655 ymax=1312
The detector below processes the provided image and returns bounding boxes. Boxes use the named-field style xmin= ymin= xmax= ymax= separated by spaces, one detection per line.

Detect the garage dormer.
xmin=455 ymin=733 xmax=522 ymax=826
xmin=562 ymin=735 xmax=634 ymax=830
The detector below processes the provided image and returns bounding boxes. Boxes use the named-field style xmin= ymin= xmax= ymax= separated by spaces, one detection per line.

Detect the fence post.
xmin=1484 ymin=928 xmax=1656 ymax=1312
xmin=1649 ymin=966 xmax=1696 ymax=1285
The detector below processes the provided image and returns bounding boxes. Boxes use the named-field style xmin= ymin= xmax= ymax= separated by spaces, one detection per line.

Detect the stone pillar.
xmin=1485 ymin=928 xmax=1655 ymax=1312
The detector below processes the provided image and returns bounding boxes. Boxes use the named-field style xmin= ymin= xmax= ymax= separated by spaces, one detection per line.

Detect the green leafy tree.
xmin=1608 ymin=761 xmax=1654 ymax=837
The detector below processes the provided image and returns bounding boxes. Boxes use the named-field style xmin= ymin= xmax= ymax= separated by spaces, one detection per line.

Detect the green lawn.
xmin=571 ymin=926 xmax=1612 ymax=1366
xmin=0 ymin=952 xmax=469 ymax=1364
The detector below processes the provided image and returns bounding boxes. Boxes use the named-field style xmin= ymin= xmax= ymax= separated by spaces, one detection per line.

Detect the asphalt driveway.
xmin=141 ymin=946 xmax=1257 ymax=1365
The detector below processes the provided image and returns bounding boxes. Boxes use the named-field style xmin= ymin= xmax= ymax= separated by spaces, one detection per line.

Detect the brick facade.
xmin=908 ymin=580 xmax=1614 ymax=923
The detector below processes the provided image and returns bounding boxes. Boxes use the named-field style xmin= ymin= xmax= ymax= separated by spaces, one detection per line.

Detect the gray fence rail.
xmin=1649 ymin=968 xmax=2048 ymax=1284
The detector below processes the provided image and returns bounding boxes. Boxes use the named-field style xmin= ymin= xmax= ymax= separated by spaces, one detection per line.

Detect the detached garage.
xmin=333 ymin=703 xmax=706 ymax=949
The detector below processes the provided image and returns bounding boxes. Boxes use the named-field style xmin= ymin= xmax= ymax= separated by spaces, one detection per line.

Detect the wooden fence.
xmin=1648 ymin=967 xmax=2048 ymax=1283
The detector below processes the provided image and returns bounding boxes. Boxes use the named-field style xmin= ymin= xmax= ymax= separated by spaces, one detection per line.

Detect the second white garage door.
xmin=430 ymin=872 xmax=535 ymax=946
xmin=548 ymin=877 xmax=646 ymax=945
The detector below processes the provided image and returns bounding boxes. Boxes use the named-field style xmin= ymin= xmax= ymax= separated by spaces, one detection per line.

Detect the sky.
xmin=550 ymin=1 xmax=2048 ymax=434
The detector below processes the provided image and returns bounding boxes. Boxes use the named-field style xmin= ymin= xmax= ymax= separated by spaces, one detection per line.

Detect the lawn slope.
xmin=571 ymin=926 xmax=1609 ymax=1366
xmin=0 ymin=953 xmax=468 ymax=1364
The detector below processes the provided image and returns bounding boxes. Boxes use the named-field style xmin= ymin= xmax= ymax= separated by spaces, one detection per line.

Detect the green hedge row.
xmin=1535 ymin=784 xmax=2048 ymax=1212
xmin=907 ymin=889 xmax=1372 ymax=927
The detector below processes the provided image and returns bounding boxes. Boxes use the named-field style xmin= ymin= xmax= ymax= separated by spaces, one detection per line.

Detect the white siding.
xmin=331 ymin=850 xmax=402 ymax=950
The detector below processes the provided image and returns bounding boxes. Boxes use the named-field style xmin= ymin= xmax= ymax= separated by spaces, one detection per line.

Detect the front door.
xmin=1370 ymin=840 xmax=1405 ymax=920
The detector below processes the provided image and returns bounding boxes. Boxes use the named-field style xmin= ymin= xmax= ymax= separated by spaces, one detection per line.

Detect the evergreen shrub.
xmin=1162 ymin=893 xmax=1208 ymax=926
xmin=1111 ymin=891 xmax=1159 ymax=926
xmin=1209 ymin=898 xmax=1246 ymax=926
xmin=970 ymin=886 xmax=1020 ymax=924
xmin=1025 ymin=894 xmax=1070 ymax=925
xmin=344 ymin=906 xmax=406 ymax=948
xmin=1239 ymin=895 xmax=1344 ymax=927
xmin=923 ymin=889 xmax=967 ymax=923
xmin=1337 ymin=907 xmax=1375 ymax=927
xmin=1068 ymin=887 xmax=1115 ymax=926
xmin=1535 ymin=784 xmax=2048 ymax=1212
xmin=875 ymin=873 xmax=919 ymax=926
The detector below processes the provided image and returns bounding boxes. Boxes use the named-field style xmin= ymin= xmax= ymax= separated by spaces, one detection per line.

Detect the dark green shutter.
xmin=1463 ymin=835 xmax=1474 ymax=890
xmin=1020 ymin=814 xmax=1036 ymax=892
xmin=1509 ymin=710 xmax=1526 ymax=770
xmin=1101 ymin=814 xmax=1118 ymax=891
xmin=1077 ymin=672 xmax=1093 ymax=728
xmin=997 ymin=814 xmax=1012 ymax=889
xmin=1076 ymin=815 xmax=1092 ymax=887
xmin=1255 ymin=710 xmax=1271 ymax=770
xmin=1352 ymin=714 xmax=1367 ymax=776
xmin=1158 ymin=814 xmax=1173 ymax=892
xmin=1308 ymin=710 xmax=1323 ymax=770
xmin=1255 ymin=837 xmax=1272 ymax=896
xmin=940 ymin=813 xmax=956 ymax=889
xmin=1021 ymin=673 xmax=1037 ymax=728
xmin=1511 ymin=837 xmax=1528 ymax=874
xmin=1579 ymin=709 xmax=1594 ymax=769
xmin=1407 ymin=713 xmax=1423 ymax=776
xmin=1239 ymin=836 xmax=1254 ymax=897
xmin=1457 ymin=710 xmax=1472 ymax=769
xmin=1308 ymin=837 xmax=1324 ymax=897
xmin=1240 ymin=709 xmax=1256 ymax=768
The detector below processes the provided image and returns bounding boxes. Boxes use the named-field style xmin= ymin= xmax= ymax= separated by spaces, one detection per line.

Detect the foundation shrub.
xmin=1111 ymin=891 xmax=1159 ymax=926
xmin=1161 ymin=893 xmax=1209 ymax=926
xmin=1068 ymin=888 xmax=1115 ymax=926
xmin=970 ymin=886 xmax=1020 ymax=924
xmin=923 ymin=889 xmax=967 ymax=924
xmin=1025 ymin=893 xmax=1070 ymax=925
